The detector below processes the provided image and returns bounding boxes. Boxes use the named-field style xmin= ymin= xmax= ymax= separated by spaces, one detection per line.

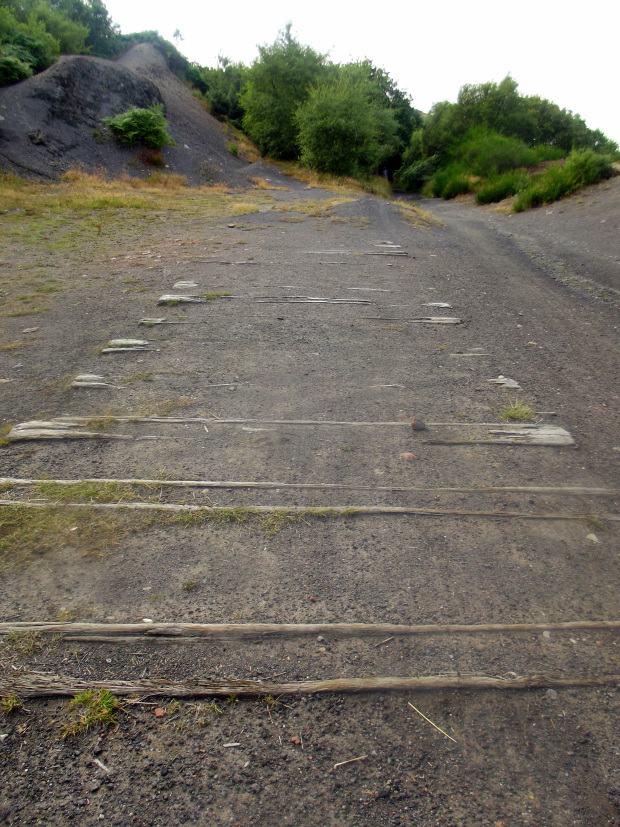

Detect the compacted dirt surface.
xmin=0 ymin=168 xmax=619 ymax=826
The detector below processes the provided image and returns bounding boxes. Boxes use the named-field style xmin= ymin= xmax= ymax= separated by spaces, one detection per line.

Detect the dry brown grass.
xmin=224 ymin=128 xmax=262 ymax=163
xmin=274 ymin=163 xmax=393 ymax=198
xmin=247 ymin=176 xmax=289 ymax=191
xmin=272 ymin=197 xmax=356 ymax=218
xmin=394 ymin=199 xmax=445 ymax=229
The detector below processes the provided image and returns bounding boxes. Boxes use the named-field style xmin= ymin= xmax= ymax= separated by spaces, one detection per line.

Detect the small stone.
xmin=410 ymin=416 xmax=427 ymax=431
xmin=309 ymin=596 xmax=316 ymax=603
xmin=545 ymin=689 xmax=559 ymax=701
xmin=586 ymin=534 xmax=600 ymax=544
xmin=542 ymin=630 xmax=551 ymax=639
xmin=316 ymin=635 xmax=325 ymax=642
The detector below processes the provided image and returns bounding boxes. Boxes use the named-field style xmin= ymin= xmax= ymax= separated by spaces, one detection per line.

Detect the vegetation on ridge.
xmin=0 ymin=4 xmax=617 ymax=209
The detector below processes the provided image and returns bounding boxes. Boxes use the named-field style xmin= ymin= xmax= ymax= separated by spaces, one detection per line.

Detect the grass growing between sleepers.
xmin=0 ymin=501 xmax=359 ymax=570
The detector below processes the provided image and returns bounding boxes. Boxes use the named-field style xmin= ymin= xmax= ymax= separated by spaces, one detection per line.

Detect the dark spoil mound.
xmin=0 ymin=43 xmax=250 ymax=186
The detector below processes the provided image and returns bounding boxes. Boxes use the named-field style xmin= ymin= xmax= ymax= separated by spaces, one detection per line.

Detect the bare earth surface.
xmin=0 ymin=170 xmax=619 ymax=826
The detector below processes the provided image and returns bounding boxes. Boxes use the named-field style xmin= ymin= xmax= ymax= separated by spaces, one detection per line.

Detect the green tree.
xmin=295 ymin=74 xmax=398 ymax=177
xmin=339 ymin=60 xmax=422 ymax=174
xmin=0 ymin=6 xmax=60 ymax=74
xmin=201 ymin=55 xmax=247 ymax=127
xmin=0 ymin=0 xmax=121 ymax=86
xmin=26 ymin=2 xmax=89 ymax=54
xmin=241 ymin=23 xmax=327 ymax=159
xmin=456 ymin=76 xmax=536 ymax=143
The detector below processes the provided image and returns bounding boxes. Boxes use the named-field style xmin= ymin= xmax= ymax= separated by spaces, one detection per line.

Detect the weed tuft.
xmin=84 ymin=416 xmax=119 ymax=432
xmin=257 ymin=510 xmax=298 ymax=536
xmin=6 ymin=631 xmax=41 ymax=657
xmin=501 ymin=399 xmax=535 ymax=422
xmin=203 ymin=292 xmax=232 ymax=301
xmin=585 ymin=515 xmax=607 ymax=532
xmin=61 ymin=689 xmax=119 ymax=738
xmin=1 ymin=693 xmax=23 ymax=716
xmin=55 ymin=608 xmax=79 ymax=622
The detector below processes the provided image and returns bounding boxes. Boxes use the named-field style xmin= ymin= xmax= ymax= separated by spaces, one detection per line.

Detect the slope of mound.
xmin=0 ymin=43 xmax=250 ymax=185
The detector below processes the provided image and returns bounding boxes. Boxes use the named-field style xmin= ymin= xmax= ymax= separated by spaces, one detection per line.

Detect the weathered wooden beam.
xmin=1 ymin=620 xmax=618 ymax=640
xmin=1 ymin=478 xmax=614 ymax=497
xmin=2 ymin=672 xmax=617 ymax=699
xmin=1 ymin=500 xmax=611 ymax=521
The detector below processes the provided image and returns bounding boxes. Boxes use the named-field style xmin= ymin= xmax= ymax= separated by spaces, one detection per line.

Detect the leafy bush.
xmin=458 ymin=129 xmax=530 ymax=177
xmin=0 ymin=52 xmax=32 ymax=85
xmin=104 ymin=104 xmax=177 ymax=151
xmin=475 ymin=170 xmax=529 ymax=204
xmin=394 ymin=156 xmax=437 ymax=191
xmin=514 ymin=151 xmax=614 ymax=211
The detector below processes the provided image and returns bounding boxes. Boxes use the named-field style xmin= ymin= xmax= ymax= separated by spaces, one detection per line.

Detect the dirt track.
xmin=0 ymin=173 xmax=619 ymax=826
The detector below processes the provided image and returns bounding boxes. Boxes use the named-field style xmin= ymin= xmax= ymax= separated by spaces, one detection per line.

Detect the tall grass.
xmin=513 ymin=151 xmax=615 ymax=211
xmin=475 ymin=170 xmax=529 ymax=204
xmin=431 ymin=164 xmax=473 ymax=199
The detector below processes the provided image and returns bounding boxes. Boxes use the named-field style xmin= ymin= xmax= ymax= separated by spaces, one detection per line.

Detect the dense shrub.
xmin=459 ymin=129 xmax=530 ymax=177
xmin=104 ymin=104 xmax=177 ymax=151
xmin=296 ymin=75 xmax=398 ymax=177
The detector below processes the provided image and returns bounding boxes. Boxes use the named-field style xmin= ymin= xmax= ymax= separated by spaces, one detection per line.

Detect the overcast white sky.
xmin=103 ymin=0 xmax=620 ymax=144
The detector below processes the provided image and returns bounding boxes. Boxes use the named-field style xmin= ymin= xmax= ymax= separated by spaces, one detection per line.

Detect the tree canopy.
xmin=240 ymin=23 xmax=327 ymax=159
xmin=295 ymin=74 xmax=399 ymax=177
